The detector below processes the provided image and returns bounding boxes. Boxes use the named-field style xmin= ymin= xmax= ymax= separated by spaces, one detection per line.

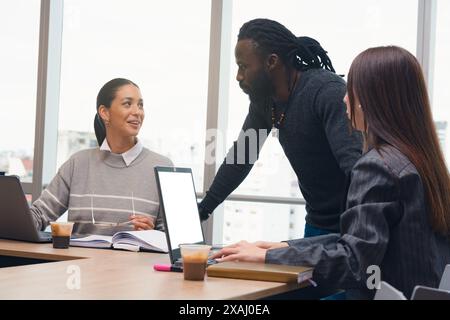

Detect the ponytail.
xmin=94 ymin=114 xmax=106 ymax=146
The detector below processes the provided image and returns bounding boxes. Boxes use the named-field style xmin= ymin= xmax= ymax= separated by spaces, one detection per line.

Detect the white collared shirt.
xmin=100 ymin=138 xmax=144 ymax=166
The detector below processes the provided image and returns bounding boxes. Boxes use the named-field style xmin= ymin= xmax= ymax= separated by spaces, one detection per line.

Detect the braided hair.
xmin=238 ymin=18 xmax=335 ymax=73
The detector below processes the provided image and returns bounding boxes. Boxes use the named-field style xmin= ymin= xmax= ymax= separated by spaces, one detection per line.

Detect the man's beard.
xmin=242 ymin=69 xmax=273 ymax=107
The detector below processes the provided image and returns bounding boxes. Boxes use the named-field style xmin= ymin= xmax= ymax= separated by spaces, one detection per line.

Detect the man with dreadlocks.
xmin=199 ymin=19 xmax=362 ymax=237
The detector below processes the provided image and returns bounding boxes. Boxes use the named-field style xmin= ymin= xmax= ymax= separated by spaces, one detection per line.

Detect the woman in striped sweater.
xmin=31 ymin=78 xmax=172 ymax=236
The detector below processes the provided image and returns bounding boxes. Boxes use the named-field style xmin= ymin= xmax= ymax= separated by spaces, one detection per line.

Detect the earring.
xmin=358 ymin=105 xmax=362 ymax=109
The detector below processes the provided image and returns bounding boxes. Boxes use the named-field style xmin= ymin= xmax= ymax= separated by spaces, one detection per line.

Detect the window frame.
xmin=28 ymin=0 xmax=436 ymax=244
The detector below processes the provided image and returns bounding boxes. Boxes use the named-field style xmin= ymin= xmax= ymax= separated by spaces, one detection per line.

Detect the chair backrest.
xmin=439 ymin=264 xmax=450 ymax=291
xmin=411 ymin=285 xmax=450 ymax=300
xmin=374 ymin=281 xmax=407 ymax=300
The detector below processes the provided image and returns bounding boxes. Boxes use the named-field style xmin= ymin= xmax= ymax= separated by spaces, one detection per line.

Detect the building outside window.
xmin=431 ymin=0 xmax=450 ymax=162
xmin=0 ymin=0 xmax=40 ymax=182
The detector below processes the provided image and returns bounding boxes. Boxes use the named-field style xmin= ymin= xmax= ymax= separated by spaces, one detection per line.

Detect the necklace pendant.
xmin=272 ymin=127 xmax=279 ymax=138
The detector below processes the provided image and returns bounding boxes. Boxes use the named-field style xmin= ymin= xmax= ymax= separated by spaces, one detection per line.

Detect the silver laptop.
xmin=154 ymin=166 xmax=218 ymax=267
xmin=0 ymin=175 xmax=52 ymax=242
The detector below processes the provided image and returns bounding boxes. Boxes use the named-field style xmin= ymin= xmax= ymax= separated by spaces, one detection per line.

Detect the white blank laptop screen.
xmin=157 ymin=170 xmax=204 ymax=251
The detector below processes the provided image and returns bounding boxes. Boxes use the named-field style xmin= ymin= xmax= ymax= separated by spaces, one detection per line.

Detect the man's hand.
xmin=198 ymin=203 xmax=211 ymax=221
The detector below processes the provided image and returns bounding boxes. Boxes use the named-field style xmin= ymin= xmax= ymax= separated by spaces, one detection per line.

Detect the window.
xmin=2 ymin=0 xmax=431 ymax=246
xmin=431 ymin=0 xmax=450 ymax=162
xmin=0 ymin=0 xmax=40 ymax=182
xmin=221 ymin=201 xmax=306 ymax=244
xmin=57 ymin=0 xmax=211 ymax=191
xmin=226 ymin=0 xmax=418 ymax=198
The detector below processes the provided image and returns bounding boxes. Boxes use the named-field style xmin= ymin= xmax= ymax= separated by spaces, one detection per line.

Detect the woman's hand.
xmin=210 ymin=240 xmax=269 ymax=263
xmin=253 ymin=241 xmax=289 ymax=250
xmin=129 ymin=214 xmax=155 ymax=231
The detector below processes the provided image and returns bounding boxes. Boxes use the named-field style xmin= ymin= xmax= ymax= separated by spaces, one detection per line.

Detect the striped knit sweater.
xmin=30 ymin=147 xmax=173 ymax=236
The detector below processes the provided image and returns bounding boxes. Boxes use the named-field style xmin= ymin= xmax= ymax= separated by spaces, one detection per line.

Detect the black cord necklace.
xmin=271 ymin=71 xmax=299 ymax=129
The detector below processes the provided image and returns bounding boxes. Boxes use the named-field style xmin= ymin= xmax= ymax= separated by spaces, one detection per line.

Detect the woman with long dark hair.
xmin=212 ymin=46 xmax=450 ymax=299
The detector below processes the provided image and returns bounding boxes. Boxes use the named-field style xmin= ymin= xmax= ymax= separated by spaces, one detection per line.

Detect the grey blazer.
xmin=266 ymin=145 xmax=450 ymax=299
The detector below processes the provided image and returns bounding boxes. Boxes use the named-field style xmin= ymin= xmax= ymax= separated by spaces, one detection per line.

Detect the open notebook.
xmin=70 ymin=230 xmax=168 ymax=252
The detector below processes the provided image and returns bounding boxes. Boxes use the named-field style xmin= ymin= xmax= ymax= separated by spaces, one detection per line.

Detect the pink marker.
xmin=153 ymin=264 xmax=183 ymax=272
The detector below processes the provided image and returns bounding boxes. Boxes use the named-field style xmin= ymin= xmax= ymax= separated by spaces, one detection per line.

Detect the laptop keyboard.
xmin=38 ymin=231 xmax=52 ymax=242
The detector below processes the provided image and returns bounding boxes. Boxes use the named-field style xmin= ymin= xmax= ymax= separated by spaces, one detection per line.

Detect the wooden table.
xmin=0 ymin=240 xmax=303 ymax=300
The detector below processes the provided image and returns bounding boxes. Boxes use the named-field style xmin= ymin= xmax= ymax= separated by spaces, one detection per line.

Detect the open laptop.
xmin=154 ymin=166 xmax=218 ymax=267
xmin=0 ymin=175 xmax=52 ymax=243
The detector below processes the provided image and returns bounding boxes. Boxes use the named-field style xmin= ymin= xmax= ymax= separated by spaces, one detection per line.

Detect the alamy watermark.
xmin=66 ymin=265 xmax=81 ymax=290
xmin=63 ymin=263 xmax=381 ymax=293
xmin=159 ymin=128 xmax=282 ymax=174
xmin=366 ymin=265 xmax=381 ymax=290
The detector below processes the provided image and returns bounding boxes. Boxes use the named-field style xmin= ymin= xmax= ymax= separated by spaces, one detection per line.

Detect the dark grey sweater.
xmin=200 ymin=68 xmax=362 ymax=232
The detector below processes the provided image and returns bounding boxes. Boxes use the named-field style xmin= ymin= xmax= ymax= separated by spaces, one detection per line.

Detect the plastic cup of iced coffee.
xmin=179 ymin=244 xmax=211 ymax=281
xmin=50 ymin=221 xmax=74 ymax=249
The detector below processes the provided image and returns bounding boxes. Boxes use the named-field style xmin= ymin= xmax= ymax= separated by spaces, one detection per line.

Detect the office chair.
xmin=409 ymin=265 xmax=450 ymax=300
xmin=439 ymin=264 xmax=450 ymax=291
xmin=411 ymin=285 xmax=450 ymax=300
xmin=373 ymin=281 xmax=407 ymax=300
